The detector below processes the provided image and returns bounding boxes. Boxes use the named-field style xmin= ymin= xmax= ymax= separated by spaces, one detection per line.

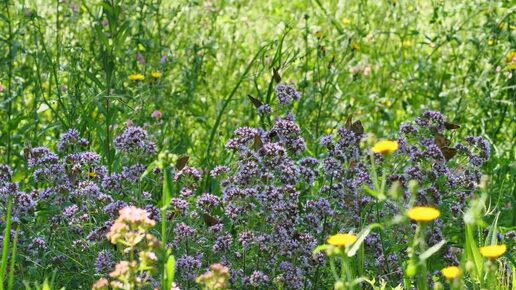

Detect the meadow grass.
xmin=0 ymin=0 xmax=514 ymax=289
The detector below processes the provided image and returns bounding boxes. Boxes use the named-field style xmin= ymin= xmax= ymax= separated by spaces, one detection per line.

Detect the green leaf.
xmin=163 ymin=254 xmax=176 ymax=290
xmin=0 ymin=197 xmax=13 ymax=290
xmin=312 ymin=244 xmax=330 ymax=256
xmin=485 ymin=212 xmax=500 ymax=246
xmin=347 ymin=223 xmax=382 ymax=257
xmin=141 ymin=160 xmax=160 ymax=181
xmin=363 ymin=187 xmax=386 ymax=201
xmin=42 ymin=279 xmax=50 ymax=290
xmin=419 ymin=239 xmax=446 ymax=261
xmin=7 ymin=227 xmax=18 ymax=290
xmin=464 ymin=224 xmax=483 ymax=280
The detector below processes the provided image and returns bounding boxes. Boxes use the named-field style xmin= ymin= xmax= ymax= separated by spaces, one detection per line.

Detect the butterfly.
xmin=345 ymin=116 xmax=364 ymax=135
xmin=248 ymin=95 xmax=263 ymax=109
xmin=202 ymin=213 xmax=220 ymax=227
xmin=444 ymin=122 xmax=460 ymax=130
xmin=175 ymin=156 xmax=189 ymax=170
xmin=434 ymin=133 xmax=457 ymax=161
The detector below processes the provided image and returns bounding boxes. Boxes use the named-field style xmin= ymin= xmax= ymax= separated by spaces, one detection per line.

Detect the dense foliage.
xmin=0 ymin=0 xmax=513 ymax=289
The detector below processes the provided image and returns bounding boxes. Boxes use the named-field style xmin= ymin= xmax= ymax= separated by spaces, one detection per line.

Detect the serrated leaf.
xmin=486 ymin=212 xmax=500 ymax=246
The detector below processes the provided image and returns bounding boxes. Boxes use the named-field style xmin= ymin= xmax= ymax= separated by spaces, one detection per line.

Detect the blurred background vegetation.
xmin=0 ymin=0 xmax=514 ymax=225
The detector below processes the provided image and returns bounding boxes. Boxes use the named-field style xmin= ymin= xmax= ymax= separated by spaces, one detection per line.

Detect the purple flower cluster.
xmin=275 ymin=84 xmax=302 ymax=105
xmin=114 ymin=126 xmax=157 ymax=156
xmin=1 ymin=126 xmax=164 ymax=275
xmin=415 ymin=111 xmax=445 ymax=133
xmin=0 ymin=167 xmax=36 ymax=219
xmin=0 ymin=91 xmax=495 ymax=290
xmin=396 ymin=111 xmax=490 ymax=210
xmin=176 ymin=254 xmax=203 ymax=281
xmin=95 ymin=250 xmax=114 ymax=273
xmin=257 ymin=104 xmax=272 ymax=114
xmin=58 ymin=128 xmax=89 ymax=152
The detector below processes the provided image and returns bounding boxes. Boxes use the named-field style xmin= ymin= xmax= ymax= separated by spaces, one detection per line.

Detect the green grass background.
xmin=0 ymin=0 xmax=514 ymax=286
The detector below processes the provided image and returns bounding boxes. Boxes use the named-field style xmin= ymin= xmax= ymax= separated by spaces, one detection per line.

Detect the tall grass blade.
xmin=7 ymin=227 xmax=18 ymax=290
xmin=0 ymin=197 xmax=13 ymax=290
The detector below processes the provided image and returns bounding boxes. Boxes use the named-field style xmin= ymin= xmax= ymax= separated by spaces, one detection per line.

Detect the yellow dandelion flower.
xmin=479 ymin=244 xmax=507 ymax=260
xmin=128 ymin=74 xmax=145 ymax=81
xmin=342 ymin=18 xmax=351 ymax=25
xmin=407 ymin=206 xmax=440 ymax=223
xmin=327 ymin=233 xmax=357 ymax=247
xmin=151 ymin=72 xmax=162 ymax=79
xmin=441 ymin=266 xmax=461 ymax=280
xmin=372 ymin=140 xmax=398 ymax=155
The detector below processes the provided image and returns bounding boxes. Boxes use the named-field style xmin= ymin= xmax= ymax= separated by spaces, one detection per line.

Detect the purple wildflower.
xmin=258 ymin=104 xmax=272 ymax=114
xmin=176 ymin=254 xmax=203 ymax=281
xmin=114 ymin=126 xmax=156 ymax=156
xmin=58 ymin=129 xmax=89 ymax=152
xmin=95 ymin=250 xmax=114 ymax=273
xmin=196 ymin=193 xmax=220 ymax=213
xmin=275 ymin=84 xmax=301 ymax=105
xmin=248 ymin=271 xmax=270 ymax=287
xmin=0 ymin=164 xmax=13 ymax=183
xmin=210 ymin=165 xmax=230 ymax=177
